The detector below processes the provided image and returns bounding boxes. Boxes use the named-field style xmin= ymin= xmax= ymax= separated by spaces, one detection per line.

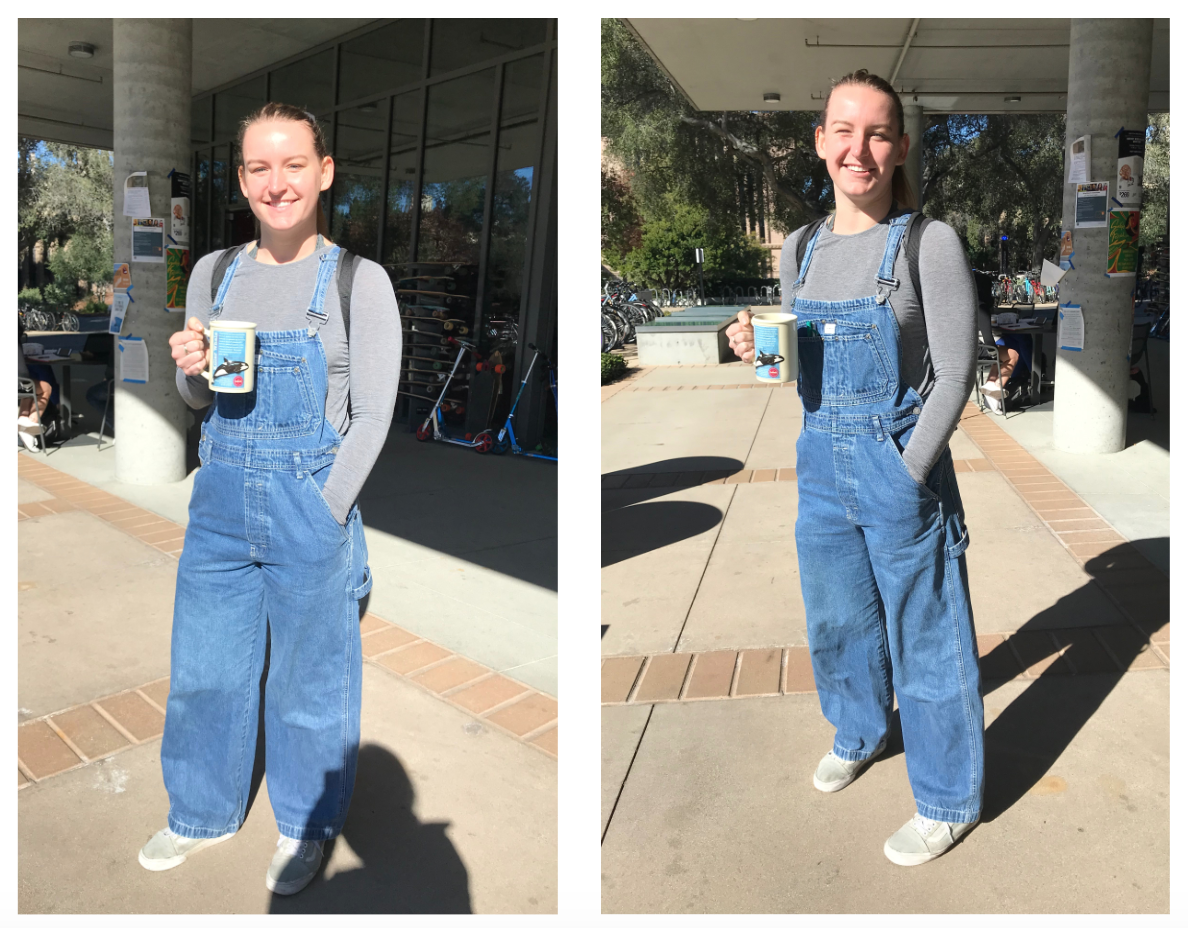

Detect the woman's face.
xmin=238 ymin=119 xmax=333 ymax=236
xmin=815 ymin=84 xmax=909 ymax=208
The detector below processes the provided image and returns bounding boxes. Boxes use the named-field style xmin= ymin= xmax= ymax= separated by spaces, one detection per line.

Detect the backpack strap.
xmin=794 ymin=216 xmax=829 ymax=279
xmin=209 ymin=244 xmax=248 ymax=303
xmin=903 ymin=212 xmax=932 ymax=316
xmin=336 ymin=250 xmax=359 ymax=343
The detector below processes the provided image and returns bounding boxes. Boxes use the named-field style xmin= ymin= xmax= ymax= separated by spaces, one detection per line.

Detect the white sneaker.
xmin=812 ymin=742 xmax=886 ymax=792
xmin=138 ymin=827 xmax=236 ymax=871
xmin=977 ymin=382 xmax=1003 ymax=396
xmin=18 ymin=429 xmax=39 ymax=452
xmin=884 ymin=813 xmax=979 ymax=866
xmin=983 ymin=393 xmax=1003 ymax=416
xmin=266 ymin=835 xmax=324 ymax=895
xmin=17 ymin=415 xmax=42 ymax=433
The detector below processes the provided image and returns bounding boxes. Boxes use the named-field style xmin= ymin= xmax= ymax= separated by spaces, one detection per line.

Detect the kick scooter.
xmin=482 ymin=343 xmax=556 ymax=461
xmin=415 ymin=337 xmax=493 ymax=453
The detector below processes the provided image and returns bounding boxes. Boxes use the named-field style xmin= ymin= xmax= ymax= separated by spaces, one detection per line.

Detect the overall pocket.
xmin=798 ymin=321 xmax=894 ymax=405
xmin=888 ymin=422 xmax=941 ymax=502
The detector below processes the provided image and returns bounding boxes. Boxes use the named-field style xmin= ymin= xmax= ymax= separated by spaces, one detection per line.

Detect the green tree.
xmin=618 ymin=198 xmax=766 ymax=290
xmin=601 ymin=168 xmax=642 ymax=271
xmin=1139 ymin=113 xmax=1169 ymax=248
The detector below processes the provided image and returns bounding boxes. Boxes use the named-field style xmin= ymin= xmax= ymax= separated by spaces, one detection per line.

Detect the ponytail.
xmin=891 ymin=165 xmax=916 ymax=211
xmin=316 ymin=199 xmax=331 ymax=240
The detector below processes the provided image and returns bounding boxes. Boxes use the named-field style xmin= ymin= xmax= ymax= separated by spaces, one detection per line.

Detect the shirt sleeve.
xmin=899 ymin=220 xmax=978 ymax=483
xmin=319 ymin=259 xmax=402 ymax=524
xmin=174 ymin=253 xmax=216 ymax=410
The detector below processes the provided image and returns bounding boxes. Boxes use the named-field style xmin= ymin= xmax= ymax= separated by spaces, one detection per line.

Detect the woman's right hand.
xmin=725 ymin=310 xmax=755 ymax=363
xmin=170 ymin=317 xmax=210 ymax=377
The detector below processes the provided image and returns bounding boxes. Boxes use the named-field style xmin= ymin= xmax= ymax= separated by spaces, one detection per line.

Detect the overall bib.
xmin=792 ymin=213 xmax=984 ymax=824
xmin=161 ymin=245 xmax=373 ymax=842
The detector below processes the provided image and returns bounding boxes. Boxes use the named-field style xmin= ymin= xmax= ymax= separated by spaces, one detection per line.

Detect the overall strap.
xmin=306 ymin=245 xmax=342 ymax=329
xmin=874 ymin=211 xmax=914 ymax=304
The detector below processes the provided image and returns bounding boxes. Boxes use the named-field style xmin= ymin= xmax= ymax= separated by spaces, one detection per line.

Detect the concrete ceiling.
xmin=624 ymin=18 xmax=1170 ymax=115
xmin=18 ymin=18 xmax=376 ymax=149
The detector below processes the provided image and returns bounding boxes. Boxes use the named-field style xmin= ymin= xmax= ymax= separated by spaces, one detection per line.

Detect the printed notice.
xmin=132 ymin=218 xmax=165 ymax=262
xmin=1067 ymin=135 xmax=1091 ymax=184
xmin=1059 ymin=229 xmax=1075 ymax=272
xmin=170 ymin=171 xmax=191 ymax=245
xmin=118 ymin=336 xmax=150 ymax=383
xmin=123 ymin=172 xmax=151 ymax=218
xmin=1059 ymin=303 xmax=1084 ymax=352
xmin=1074 ymin=183 xmax=1109 ymax=229
xmin=1115 ymin=128 xmax=1145 ymax=208
xmin=113 ymin=262 xmax=132 ymax=290
xmin=1106 ymin=208 xmax=1140 ymax=277
xmin=108 ymin=291 xmax=131 ymax=334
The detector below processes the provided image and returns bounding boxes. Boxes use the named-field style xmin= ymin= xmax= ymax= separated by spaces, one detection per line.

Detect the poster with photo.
xmin=131 ymin=218 xmax=165 ymax=262
xmin=170 ymin=171 xmax=191 ymax=245
xmin=1115 ymin=129 xmax=1145 ymax=208
xmin=1074 ymin=183 xmax=1108 ymax=229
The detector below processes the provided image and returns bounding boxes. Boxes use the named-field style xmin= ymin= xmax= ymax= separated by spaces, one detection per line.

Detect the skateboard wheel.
xmin=415 ymin=421 xmax=432 ymax=441
xmin=474 ymin=431 xmax=494 ymax=454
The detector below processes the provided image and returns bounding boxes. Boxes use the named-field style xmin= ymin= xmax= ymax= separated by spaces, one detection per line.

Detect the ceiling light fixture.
xmin=68 ymin=42 xmax=95 ymax=59
xmin=1004 ymin=95 xmax=1022 ymax=103
xmin=763 ymin=92 xmax=781 ymax=103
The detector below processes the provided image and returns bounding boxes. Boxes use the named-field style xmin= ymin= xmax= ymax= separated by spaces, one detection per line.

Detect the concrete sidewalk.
xmin=18 ymin=452 xmax=556 ymax=914
xmin=601 ymin=361 xmax=1169 ymax=914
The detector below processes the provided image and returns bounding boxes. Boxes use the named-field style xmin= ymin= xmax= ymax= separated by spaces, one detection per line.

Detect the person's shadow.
xmin=864 ymin=541 xmax=1169 ymax=822
xmin=268 ymin=743 xmax=472 ymax=913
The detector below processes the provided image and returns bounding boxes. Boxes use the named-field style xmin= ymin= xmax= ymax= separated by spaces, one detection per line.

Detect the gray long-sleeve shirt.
xmin=781 ymin=211 xmax=977 ymax=484
xmin=176 ymin=242 xmax=401 ymax=523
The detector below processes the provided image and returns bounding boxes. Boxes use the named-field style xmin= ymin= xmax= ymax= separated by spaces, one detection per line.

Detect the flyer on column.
xmin=1106 ymin=209 xmax=1140 ymax=277
xmin=1067 ymin=135 xmax=1090 ymax=184
xmin=1115 ymin=128 xmax=1145 ymax=208
xmin=166 ymin=246 xmax=190 ymax=310
xmin=110 ymin=262 xmax=134 ymax=334
xmin=1074 ymin=182 xmax=1108 ymax=229
xmin=170 ymin=171 xmax=191 ymax=245
xmin=123 ymin=171 xmax=151 ymax=217
xmin=1059 ymin=303 xmax=1084 ymax=351
xmin=132 ymin=218 xmax=165 ymax=262
xmin=118 ymin=336 xmax=150 ymax=383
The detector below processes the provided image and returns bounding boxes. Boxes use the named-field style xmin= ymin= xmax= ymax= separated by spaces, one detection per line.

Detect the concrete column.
xmin=903 ymin=103 xmax=924 ymax=210
xmin=112 ymin=20 xmax=192 ymax=484
xmin=1052 ymin=19 xmax=1153 ymax=455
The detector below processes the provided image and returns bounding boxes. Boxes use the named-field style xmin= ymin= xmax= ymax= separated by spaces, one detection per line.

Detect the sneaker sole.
xmin=138 ymin=831 xmax=235 ymax=872
xmin=883 ymin=821 xmax=979 ymax=867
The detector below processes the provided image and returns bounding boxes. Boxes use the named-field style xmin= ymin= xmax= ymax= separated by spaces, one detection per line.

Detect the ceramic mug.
xmin=751 ymin=312 xmax=798 ymax=384
xmin=202 ymin=321 xmax=257 ymax=393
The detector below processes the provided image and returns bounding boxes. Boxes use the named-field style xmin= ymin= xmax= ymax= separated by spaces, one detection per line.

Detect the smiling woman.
xmin=147 ymin=101 xmax=403 ymax=896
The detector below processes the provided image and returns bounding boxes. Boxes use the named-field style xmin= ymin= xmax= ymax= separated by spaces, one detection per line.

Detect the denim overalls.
xmin=161 ymin=244 xmax=373 ymax=842
xmin=792 ymin=212 xmax=984 ymax=824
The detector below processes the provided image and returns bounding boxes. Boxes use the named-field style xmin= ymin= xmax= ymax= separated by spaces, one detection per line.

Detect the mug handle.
xmin=199 ymin=326 xmax=213 ymax=383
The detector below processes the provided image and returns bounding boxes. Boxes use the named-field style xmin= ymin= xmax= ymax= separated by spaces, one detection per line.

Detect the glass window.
xmin=384 ymin=92 xmax=421 ymax=267
xmin=429 ymin=19 xmax=547 ymax=76
xmin=214 ymin=76 xmax=267 ymax=142
xmin=210 ymin=144 xmax=229 ymax=251
xmin=484 ymin=55 xmax=544 ymax=320
xmin=194 ymin=150 xmax=210 ymax=259
xmin=330 ymin=102 xmax=388 ymax=261
xmin=417 ymin=69 xmax=495 ymax=266
xmin=339 ymin=20 xmax=426 ymax=104
xmin=192 ymin=96 xmax=212 ymax=145
xmin=270 ymin=48 xmax=334 ymax=116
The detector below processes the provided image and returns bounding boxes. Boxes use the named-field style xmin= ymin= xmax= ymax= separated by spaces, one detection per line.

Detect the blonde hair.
xmin=237 ymin=102 xmax=332 ymax=238
xmin=821 ymin=69 xmax=916 ymax=210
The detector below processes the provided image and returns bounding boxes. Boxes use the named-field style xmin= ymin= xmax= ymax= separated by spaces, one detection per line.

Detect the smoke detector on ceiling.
xmin=68 ymin=42 xmax=95 ymax=59
xmin=763 ymin=92 xmax=781 ymax=103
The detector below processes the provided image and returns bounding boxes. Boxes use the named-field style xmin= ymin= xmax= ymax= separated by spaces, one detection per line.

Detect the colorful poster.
xmin=166 ymin=246 xmax=190 ymax=310
xmin=1074 ymin=182 xmax=1108 ymax=229
xmin=1106 ymin=208 xmax=1140 ymax=277
xmin=1115 ymin=128 xmax=1145 ymax=208
xmin=1058 ymin=229 xmax=1075 ymax=272
xmin=113 ymin=262 xmax=132 ymax=290
xmin=131 ymin=218 xmax=165 ymax=262
xmin=170 ymin=171 xmax=191 ymax=245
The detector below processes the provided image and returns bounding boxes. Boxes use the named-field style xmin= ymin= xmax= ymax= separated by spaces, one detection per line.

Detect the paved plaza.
xmin=601 ymin=358 xmax=1169 ymax=914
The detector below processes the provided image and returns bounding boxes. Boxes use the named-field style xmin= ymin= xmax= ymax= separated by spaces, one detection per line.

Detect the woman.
xmin=138 ymin=103 xmax=401 ymax=895
xmin=727 ymin=70 xmax=983 ymax=866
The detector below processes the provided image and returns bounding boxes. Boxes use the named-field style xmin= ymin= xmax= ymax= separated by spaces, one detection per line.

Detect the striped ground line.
xmin=602 ymin=628 xmax=1169 ymax=706
xmin=16 ymin=454 xmax=557 ymax=788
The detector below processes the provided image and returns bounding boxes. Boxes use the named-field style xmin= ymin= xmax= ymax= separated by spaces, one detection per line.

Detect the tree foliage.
xmin=1139 ymin=113 xmax=1169 ymax=248
xmin=18 ymin=140 xmax=114 ymax=301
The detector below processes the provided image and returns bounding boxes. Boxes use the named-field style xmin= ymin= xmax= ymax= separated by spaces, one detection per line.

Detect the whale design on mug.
xmin=213 ymin=357 xmax=250 ymax=379
xmin=754 ymin=352 xmax=785 ymax=366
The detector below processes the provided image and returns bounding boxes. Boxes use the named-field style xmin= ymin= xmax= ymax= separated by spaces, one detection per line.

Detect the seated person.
xmin=18 ymin=354 xmax=59 ymax=452
xmin=978 ymin=332 xmax=1033 ymax=415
